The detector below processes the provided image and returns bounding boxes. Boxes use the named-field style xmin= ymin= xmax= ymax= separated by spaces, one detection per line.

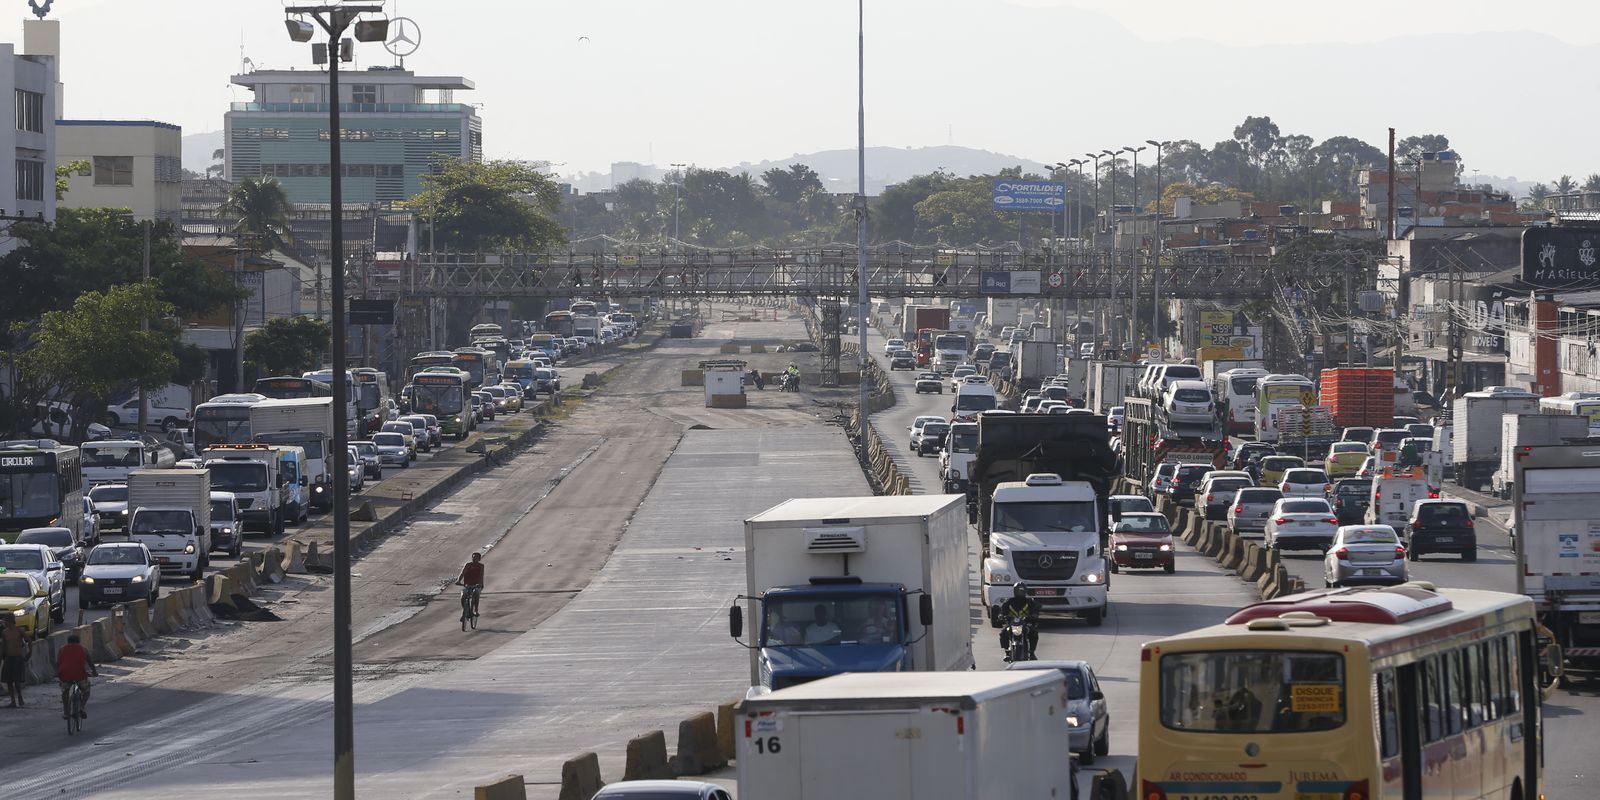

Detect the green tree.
xmin=406 ymin=158 xmax=565 ymax=251
xmin=244 ymin=316 xmax=330 ymax=376
xmin=1555 ymin=175 xmax=1577 ymax=195
xmin=1397 ymin=134 xmax=1451 ymax=160
xmin=761 ymin=163 xmax=823 ymax=205
xmin=13 ymin=281 xmax=178 ymax=441
xmin=219 ymin=177 xmax=295 ymax=252
xmin=1584 ymin=174 xmax=1600 ymax=193
xmin=1152 ymin=182 xmax=1256 ymax=215
xmin=55 ymin=159 xmax=89 ymax=200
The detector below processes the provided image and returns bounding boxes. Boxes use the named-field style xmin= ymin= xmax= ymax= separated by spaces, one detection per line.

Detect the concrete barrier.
xmin=718 ymin=343 xmax=740 ymax=354
xmin=206 ymin=571 xmax=239 ymax=609
xmin=670 ymin=711 xmax=726 ymax=775
xmin=1222 ymin=530 xmax=1246 ymax=572
xmin=622 ymin=730 xmax=673 ymax=781
xmin=1207 ymin=523 xmax=1229 ymax=559
xmin=472 ymin=774 xmax=527 ymax=800
xmin=109 ymin=607 xmax=139 ymax=656
xmin=556 ymin=752 xmax=604 ymax=800
xmin=303 ymin=541 xmax=327 ymax=573
xmin=87 ymin=616 xmax=119 ymax=662
xmin=1091 ymin=767 xmax=1130 ymax=800
xmin=24 ymin=635 xmax=53 ymax=684
xmin=186 ymin=583 xmax=215 ymax=625
xmin=281 ymin=539 xmax=308 ymax=575
xmin=716 ymin=700 xmax=738 ymax=763
xmin=233 ymin=559 xmax=261 ymax=595
xmin=1239 ymin=541 xmax=1268 ymax=583
xmin=261 ymin=545 xmax=286 ymax=584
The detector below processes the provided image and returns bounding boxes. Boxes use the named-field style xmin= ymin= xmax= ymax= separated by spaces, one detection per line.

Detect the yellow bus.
xmin=1139 ymin=583 xmax=1542 ymax=800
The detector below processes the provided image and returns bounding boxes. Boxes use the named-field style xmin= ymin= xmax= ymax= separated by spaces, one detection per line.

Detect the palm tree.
xmin=1583 ymin=173 xmax=1600 ymax=193
xmin=218 ymin=177 xmax=295 ymax=252
xmin=1555 ymin=174 xmax=1577 ymax=195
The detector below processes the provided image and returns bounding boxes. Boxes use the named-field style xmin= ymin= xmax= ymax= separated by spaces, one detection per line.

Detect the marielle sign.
xmin=1522 ymin=227 xmax=1600 ymax=290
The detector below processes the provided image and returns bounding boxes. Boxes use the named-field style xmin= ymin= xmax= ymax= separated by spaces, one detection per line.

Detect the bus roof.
xmin=200 ymin=393 xmax=267 ymax=405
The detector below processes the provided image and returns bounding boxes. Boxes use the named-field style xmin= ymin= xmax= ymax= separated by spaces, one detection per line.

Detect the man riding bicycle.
xmin=456 ymin=552 xmax=485 ymax=621
xmin=997 ymin=582 xmax=1039 ymax=662
xmin=55 ymin=633 xmax=98 ymax=719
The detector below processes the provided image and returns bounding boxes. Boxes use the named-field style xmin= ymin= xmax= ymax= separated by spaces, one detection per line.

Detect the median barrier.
xmin=303 ymin=541 xmax=328 ymax=573
xmin=232 ymin=559 xmax=260 ymax=595
xmin=151 ymin=592 xmax=178 ymax=634
xmin=669 ymin=711 xmax=725 ymax=776
xmin=1154 ymin=494 xmax=1173 ymax=521
xmin=556 ymin=752 xmax=604 ymax=800
xmin=1209 ymin=523 xmax=1230 ymax=560
xmin=206 ymin=571 xmax=239 ymax=609
xmin=1222 ymin=531 xmax=1246 ymax=572
xmin=24 ymin=634 xmax=53 ymax=684
xmin=1194 ymin=521 xmax=1214 ymax=556
xmin=281 ymin=539 xmax=308 ymax=575
xmin=186 ymin=582 xmax=216 ymax=625
xmin=622 ymin=730 xmax=673 ymax=781
xmin=87 ymin=616 xmax=119 ymax=662
xmin=472 ymin=774 xmax=527 ymax=800
xmin=109 ymin=606 xmax=139 ymax=656
xmin=1181 ymin=513 xmax=1202 ymax=546
xmin=1240 ymin=541 xmax=1268 ymax=583
xmin=129 ymin=597 xmax=157 ymax=640
xmin=719 ymin=343 xmax=740 ymax=354
xmin=1090 ymin=768 xmax=1130 ymax=800
xmin=171 ymin=586 xmax=199 ymax=628
xmin=716 ymin=700 xmax=738 ymax=762
xmin=260 ymin=545 xmax=286 ymax=583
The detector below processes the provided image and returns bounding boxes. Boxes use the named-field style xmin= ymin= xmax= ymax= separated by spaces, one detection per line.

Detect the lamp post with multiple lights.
xmin=1123 ymin=144 xmax=1146 ymax=347
xmin=284 ymin=6 xmax=389 ymax=798
xmin=1145 ymin=139 xmax=1170 ymax=351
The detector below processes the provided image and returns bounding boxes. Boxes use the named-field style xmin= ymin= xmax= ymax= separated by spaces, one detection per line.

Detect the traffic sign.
xmin=1047 ymin=271 xmax=1063 ymax=288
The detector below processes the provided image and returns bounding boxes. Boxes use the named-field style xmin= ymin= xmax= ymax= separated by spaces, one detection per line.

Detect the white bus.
xmin=192 ymin=393 xmax=267 ymax=451
xmin=1538 ymin=392 xmax=1600 ymax=435
xmin=1215 ymin=367 xmax=1268 ymax=436
xmin=1254 ymin=373 xmax=1315 ymax=443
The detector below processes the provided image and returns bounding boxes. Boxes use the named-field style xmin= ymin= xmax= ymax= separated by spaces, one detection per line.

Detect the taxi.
xmin=0 ymin=569 xmax=51 ymax=639
xmin=1258 ymin=454 xmax=1305 ymax=487
xmin=1324 ymin=440 xmax=1370 ymax=478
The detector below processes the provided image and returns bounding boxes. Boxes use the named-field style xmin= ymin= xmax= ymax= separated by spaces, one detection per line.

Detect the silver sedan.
xmin=1263 ymin=497 xmax=1339 ymax=552
xmin=1324 ymin=525 xmax=1408 ymax=587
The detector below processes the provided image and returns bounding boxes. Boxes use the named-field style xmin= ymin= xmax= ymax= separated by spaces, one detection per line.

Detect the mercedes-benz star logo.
xmin=1037 ymin=554 xmax=1054 ymax=569
xmin=384 ymin=17 xmax=421 ymax=57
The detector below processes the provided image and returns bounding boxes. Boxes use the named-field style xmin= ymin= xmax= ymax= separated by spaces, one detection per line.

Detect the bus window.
xmin=1484 ymin=640 xmax=1504 ymax=720
xmin=1464 ymin=645 xmax=1485 ymax=728
xmin=1159 ymin=650 xmax=1345 ymax=733
xmin=1421 ymin=657 xmax=1444 ymax=742
xmin=1377 ymin=670 xmax=1400 ymax=759
xmin=1443 ymin=650 xmax=1464 ymax=736
xmin=1503 ymin=636 xmax=1521 ymax=714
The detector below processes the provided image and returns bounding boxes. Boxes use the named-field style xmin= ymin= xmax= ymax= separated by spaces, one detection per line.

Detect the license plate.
xmin=103 ymin=587 xmax=122 ymax=595
xmin=1298 ymin=521 xmax=1319 ymax=527
xmin=1031 ymin=588 xmax=1061 ymax=596
xmin=1434 ymin=536 xmax=1453 ymax=543
xmin=1361 ymin=569 xmax=1385 ymax=576
xmin=1135 ymin=552 xmax=1153 ymax=559
xmin=1579 ymin=612 xmax=1600 ymax=625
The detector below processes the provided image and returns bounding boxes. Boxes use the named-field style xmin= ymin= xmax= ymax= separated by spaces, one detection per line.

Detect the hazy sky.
xmin=6 ymin=1 xmax=1598 ymax=184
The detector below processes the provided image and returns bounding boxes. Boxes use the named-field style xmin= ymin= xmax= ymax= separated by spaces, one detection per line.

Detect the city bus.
xmin=298 ymin=370 xmax=362 ymax=434
xmin=255 ymin=375 xmax=331 ymax=400
xmin=1215 ymin=367 xmax=1268 ymax=436
xmin=0 ymin=438 xmax=84 ymax=543
xmin=502 ymin=359 xmax=538 ymax=399
xmin=526 ymin=333 xmax=559 ymax=360
xmin=468 ymin=323 xmax=503 ymax=343
xmin=408 ymin=351 xmax=455 ymax=381
xmin=543 ymin=310 xmax=574 ymax=337
xmin=1254 ymin=373 xmax=1316 ymax=443
xmin=451 ymin=347 xmax=495 ymax=389
xmin=569 ymin=299 xmax=599 ymax=318
xmin=1537 ymin=393 xmax=1600 ymax=436
xmin=350 ymin=368 xmax=391 ymax=436
xmin=192 ymin=393 xmax=267 ymax=451
xmin=1139 ymin=584 xmax=1543 ymax=800
xmin=407 ymin=370 xmax=473 ymax=439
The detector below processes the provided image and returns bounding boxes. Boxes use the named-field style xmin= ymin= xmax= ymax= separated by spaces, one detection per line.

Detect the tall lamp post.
xmin=670 ymin=162 xmax=687 ymax=243
xmin=1085 ymin=152 xmax=1103 ymax=232
xmin=284 ymin=7 xmax=389 ymax=799
xmin=1066 ymin=158 xmax=1085 ymax=247
xmin=1145 ymin=140 xmax=1169 ymax=350
xmin=856 ymin=0 xmax=869 ymax=423
xmin=1102 ymin=150 xmax=1120 ymax=348
xmin=1123 ymin=145 xmax=1146 ymax=347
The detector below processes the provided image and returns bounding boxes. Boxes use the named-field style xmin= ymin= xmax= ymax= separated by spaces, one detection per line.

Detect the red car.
xmin=1108 ymin=512 xmax=1175 ymax=574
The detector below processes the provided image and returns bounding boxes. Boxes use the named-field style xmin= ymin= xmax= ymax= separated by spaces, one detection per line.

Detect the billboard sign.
xmin=981 ymin=271 xmax=1043 ymax=295
xmin=1197 ymin=310 xmax=1236 ymax=346
xmin=991 ymin=180 xmax=1065 ymax=212
xmin=1522 ymin=227 xmax=1600 ymax=289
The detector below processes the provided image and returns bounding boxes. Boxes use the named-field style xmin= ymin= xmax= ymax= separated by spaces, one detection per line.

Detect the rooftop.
xmin=231 ymin=68 xmax=473 ymax=91
xmin=57 ymin=119 xmax=180 ymax=130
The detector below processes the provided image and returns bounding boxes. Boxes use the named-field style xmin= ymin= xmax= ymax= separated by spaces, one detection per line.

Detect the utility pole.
xmin=856 ymin=0 xmax=869 ymax=422
xmin=138 ymin=219 xmax=151 ymax=433
xmin=315 ymin=256 xmax=325 ymax=320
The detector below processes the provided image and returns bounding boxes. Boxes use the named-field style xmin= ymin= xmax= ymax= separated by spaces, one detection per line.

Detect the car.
xmin=351 ymin=441 xmax=383 ymax=480
xmin=1369 ymin=427 xmax=1412 ymax=466
xmin=948 ymin=366 xmax=977 ymax=390
xmin=1406 ymin=499 xmax=1477 ymax=561
xmin=0 ymin=542 xmax=65 ymax=623
xmin=493 ymin=385 xmax=524 ymax=413
xmin=889 ymin=352 xmax=916 ymax=370
xmin=16 ymin=527 xmax=85 ymax=585
xmin=1340 ymin=426 xmax=1376 ymax=444
xmin=1021 ymin=395 xmax=1047 ymax=414
xmin=381 ymin=421 xmax=420 ymax=458
xmin=1004 ymin=659 xmax=1111 ymax=763
xmin=1406 ymin=422 xmax=1436 ymax=441
xmin=883 ymin=338 xmax=907 ymax=355
xmin=1323 ymin=525 xmax=1408 ymax=587
xmin=80 ymin=495 xmax=101 ymax=546
xmin=473 ymin=391 xmax=497 ymax=421
xmin=1106 ymin=405 xmax=1125 ymax=431
xmin=1278 ymin=467 xmax=1331 ymax=498
xmin=907 ymin=415 xmax=944 ymax=447
xmin=1230 ymin=441 xmax=1276 ymax=469
xmin=914 ymin=372 xmax=944 ymax=394
xmin=1108 ymin=511 xmax=1175 ymax=574
xmin=416 ymin=414 xmax=444 ymax=447
xmin=79 ymin=541 xmax=161 ymax=608
xmin=1161 ymin=380 xmax=1216 ymax=425
xmin=533 ymin=367 xmax=562 ymax=396
xmin=345 ymin=445 xmax=365 ymax=492
xmin=88 ymin=482 xmax=130 ymax=531
xmin=399 ymin=415 xmax=438 ymax=450
xmin=1195 ymin=473 xmax=1253 ymax=520
xmin=1356 ymin=454 xmax=1378 ymax=479
xmin=1165 ymin=464 xmax=1213 ymax=507
xmin=0 ymin=572 xmax=50 ymax=638
xmin=911 ymin=420 xmax=950 ymax=456
xmin=1324 ymin=441 xmax=1369 ymax=478
xmin=1263 ymin=497 xmax=1340 ymax=552
xmin=371 ymin=432 xmax=411 ymax=468
xmin=210 ymin=491 xmax=243 ymax=559
xmin=1258 ymin=455 xmax=1304 ymax=487
xmin=1330 ymin=478 xmax=1372 ymax=524
xmin=1227 ymin=487 xmax=1284 ymax=536
xmin=590 ymin=781 xmax=733 ymax=800
xmin=1148 ymin=462 xmax=1179 ymax=499
xmin=1107 ymin=494 xmax=1155 ymax=528
xmin=468 ymin=392 xmax=488 ymax=422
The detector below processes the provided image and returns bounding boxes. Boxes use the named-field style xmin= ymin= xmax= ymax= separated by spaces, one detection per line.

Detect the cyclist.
xmin=456 ymin=552 xmax=485 ymax=621
xmin=55 ymin=633 xmax=97 ymax=719
xmin=996 ymin=582 xmax=1039 ymax=662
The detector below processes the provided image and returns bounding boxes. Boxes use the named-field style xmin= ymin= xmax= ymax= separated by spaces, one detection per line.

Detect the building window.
xmin=351 ymin=84 xmax=377 ymax=104
xmin=15 ymin=159 xmax=43 ymax=201
xmin=14 ymin=89 xmax=43 ymax=133
xmin=289 ymin=84 xmax=318 ymax=105
xmin=93 ymin=156 xmax=134 ymax=186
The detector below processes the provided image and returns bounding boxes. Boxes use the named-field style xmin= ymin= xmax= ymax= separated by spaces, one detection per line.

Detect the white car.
xmin=0 ymin=543 xmax=66 ymax=623
xmin=1161 ymin=379 xmax=1215 ymax=424
xmin=911 ymin=420 xmax=951 ymax=457
xmin=1263 ymin=497 xmax=1340 ymax=552
xmin=884 ymin=338 xmax=907 ymax=355
xmin=948 ymin=367 xmax=977 ymax=391
xmin=914 ymin=373 xmax=944 ymax=394
xmin=371 ymin=432 xmax=411 ymax=468
xmin=1278 ymin=467 xmax=1332 ymax=498
xmin=907 ymin=415 xmax=945 ymax=449
xmin=1228 ymin=487 xmax=1284 ymax=536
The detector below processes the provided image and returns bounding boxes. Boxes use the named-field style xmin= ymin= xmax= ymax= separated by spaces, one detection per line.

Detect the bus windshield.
xmin=1160 ymin=650 xmax=1345 ymax=733
xmin=195 ymin=414 xmax=252 ymax=450
xmin=0 ymin=472 xmax=59 ymax=520
xmin=83 ymin=445 xmax=141 ymax=467
xmin=413 ymin=384 xmax=463 ymax=416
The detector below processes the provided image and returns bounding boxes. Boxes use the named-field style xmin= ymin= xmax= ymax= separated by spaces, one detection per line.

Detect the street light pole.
xmin=856 ymin=0 xmax=869 ymax=424
xmin=670 ymin=162 xmax=686 ymax=244
xmin=1124 ymin=145 xmax=1146 ymax=348
xmin=1146 ymin=140 xmax=1168 ymax=350
xmin=285 ymin=7 xmax=388 ymax=799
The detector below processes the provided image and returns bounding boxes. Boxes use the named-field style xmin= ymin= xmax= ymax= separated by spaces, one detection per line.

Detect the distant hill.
xmin=182 ymin=130 xmax=224 ymax=174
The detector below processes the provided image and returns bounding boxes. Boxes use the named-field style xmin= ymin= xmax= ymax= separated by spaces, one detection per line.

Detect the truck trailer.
xmin=1452 ymin=388 xmax=1540 ymax=491
xmin=126 ymin=468 xmax=212 ymax=581
xmin=1513 ymin=443 xmax=1600 ymax=678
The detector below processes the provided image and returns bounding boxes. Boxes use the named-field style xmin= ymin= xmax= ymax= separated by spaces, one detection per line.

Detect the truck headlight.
xmin=1159 ymin=544 xmax=1172 ymax=551
xmin=12 ymin=608 xmax=24 ymax=617
xmin=222 ymin=527 xmax=233 ymax=535
xmin=1084 ymin=572 xmax=1102 ymax=584
xmin=184 ymin=544 xmax=196 ymax=554
xmin=120 ymin=509 xmax=129 ymax=515
xmin=988 ymin=569 xmax=1014 ymax=584
xmin=1114 ymin=544 xmax=1128 ymax=552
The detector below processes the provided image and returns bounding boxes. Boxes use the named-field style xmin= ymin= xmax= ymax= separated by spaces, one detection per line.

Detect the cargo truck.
xmin=1060 ymin=356 xmax=1089 ymax=400
xmin=735 ymin=671 xmax=1074 ymax=800
xmin=1452 ymin=387 xmax=1540 ymax=491
xmin=201 ymin=444 xmax=287 ymax=535
xmin=250 ymin=397 xmax=334 ymax=511
xmin=986 ymin=297 xmax=1020 ymax=332
xmin=933 ymin=331 xmax=971 ymax=372
xmin=1491 ymin=413 xmax=1590 ymax=499
xmin=1088 ymin=360 xmax=1141 ymax=414
xmin=126 ymin=468 xmax=212 ymax=581
xmin=1201 ymin=358 xmax=1264 ymax=385
xmin=731 ymin=494 xmax=972 ymax=692
xmin=901 ymin=305 xmax=950 ymax=344
xmin=1013 ymin=340 xmax=1057 ymax=392
xmin=969 ymin=414 xmax=1116 ymax=626
xmin=1319 ymin=367 xmax=1396 ymax=429
xmin=1512 ymin=443 xmax=1600 ymax=678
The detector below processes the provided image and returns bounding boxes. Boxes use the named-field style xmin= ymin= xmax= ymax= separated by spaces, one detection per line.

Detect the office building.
xmin=56 ymin=120 xmax=182 ymax=223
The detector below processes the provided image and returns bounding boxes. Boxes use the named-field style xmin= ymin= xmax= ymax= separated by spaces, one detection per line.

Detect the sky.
xmin=7 ymin=0 xmax=1600 ymax=185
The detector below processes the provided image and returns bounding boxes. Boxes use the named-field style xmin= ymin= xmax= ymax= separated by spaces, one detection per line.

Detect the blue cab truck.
xmin=730 ymin=494 xmax=972 ymax=693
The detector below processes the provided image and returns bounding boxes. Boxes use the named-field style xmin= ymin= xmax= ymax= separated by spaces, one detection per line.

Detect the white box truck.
xmin=731 ymin=494 xmax=972 ymax=692
xmin=1060 ymin=355 xmax=1089 ymax=399
xmin=201 ymin=444 xmax=287 ymax=535
xmin=1512 ymin=443 xmax=1600 ymax=677
xmin=250 ymin=397 xmax=334 ymax=511
xmin=126 ymin=468 xmax=212 ymax=581
xmin=1088 ymin=361 xmax=1142 ymax=414
xmin=735 ymin=671 xmax=1074 ymax=800
xmin=986 ymin=297 xmax=1020 ymax=333
xmin=1451 ymin=387 xmax=1539 ymax=491
xmin=1491 ymin=413 xmax=1590 ymax=498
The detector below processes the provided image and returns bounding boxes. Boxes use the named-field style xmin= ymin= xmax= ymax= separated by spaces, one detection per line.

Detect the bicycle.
xmin=459 ymin=584 xmax=482 ymax=631
xmin=63 ymin=681 xmax=84 ymax=735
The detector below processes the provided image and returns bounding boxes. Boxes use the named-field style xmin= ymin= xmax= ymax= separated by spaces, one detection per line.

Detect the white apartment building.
xmin=0 ymin=39 xmax=56 ymax=230
xmin=55 ymin=120 xmax=182 ymax=224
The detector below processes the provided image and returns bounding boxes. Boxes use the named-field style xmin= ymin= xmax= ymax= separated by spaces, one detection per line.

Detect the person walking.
xmin=1 ymin=616 xmax=30 ymax=708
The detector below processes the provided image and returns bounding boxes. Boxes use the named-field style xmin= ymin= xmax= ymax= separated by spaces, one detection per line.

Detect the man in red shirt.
xmin=456 ymin=552 xmax=485 ymax=624
xmin=55 ymin=633 xmax=98 ymax=719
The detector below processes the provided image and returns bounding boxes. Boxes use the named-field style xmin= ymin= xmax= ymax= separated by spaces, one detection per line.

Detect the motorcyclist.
xmin=996 ymin=582 xmax=1039 ymax=661
xmin=784 ymin=363 xmax=801 ymax=392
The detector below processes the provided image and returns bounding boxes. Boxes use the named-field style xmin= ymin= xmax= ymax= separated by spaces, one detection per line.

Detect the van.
xmin=269 ymin=445 xmax=309 ymax=525
xmin=1365 ymin=466 xmax=1436 ymax=532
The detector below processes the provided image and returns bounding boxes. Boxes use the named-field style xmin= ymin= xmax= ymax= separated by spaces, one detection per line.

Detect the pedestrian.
xmin=1 ymin=615 xmax=29 ymax=708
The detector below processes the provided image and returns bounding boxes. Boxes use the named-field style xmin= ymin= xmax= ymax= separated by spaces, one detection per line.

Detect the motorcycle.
xmin=780 ymin=373 xmax=800 ymax=392
xmin=1001 ymin=615 xmax=1034 ymax=663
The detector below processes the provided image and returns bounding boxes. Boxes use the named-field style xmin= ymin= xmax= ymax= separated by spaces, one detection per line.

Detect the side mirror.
xmin=919 ymin=594 xmax=934 ymax=627
xmin=729 ymin=604 xmax=743 ymax=639
xmin=1092 ymin=690 xmax=1105 ymax=701
xmin=950 ymin=405 xmax=957 ymax=413
xmin=35 ymin=588 xmax=48 ymax=598
xmin=47 ymin=562 xmax=62 ymax=571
